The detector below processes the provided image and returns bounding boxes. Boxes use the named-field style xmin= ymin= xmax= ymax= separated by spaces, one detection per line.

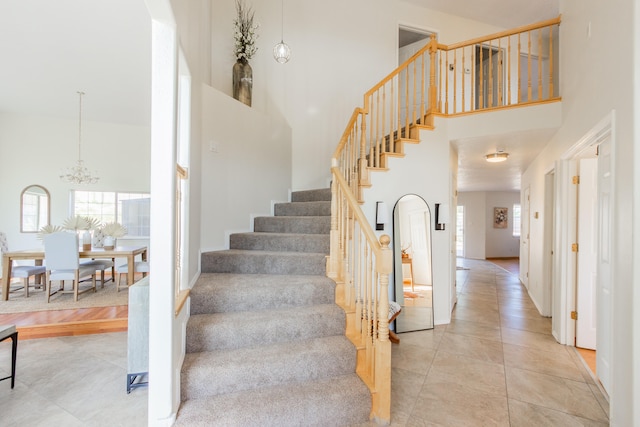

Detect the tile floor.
xmin=0 ymin=258 xmax=609 ymax=426
xmin=357 ymin=258 xmax=610 ymax=426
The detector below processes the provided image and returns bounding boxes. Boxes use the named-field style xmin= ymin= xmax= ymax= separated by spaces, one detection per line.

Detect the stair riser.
xmin=253 ymin=216 xmax=330 ymax=234
xmin=181 ymin=337 xmax=356 ymax=400
xmin=274 ymin=201 xmax=331 ymax=217
xmin=229 ymin=233 xmax=329 ymax=253
xmin=186 ymin=306 xmax=345 ymax=352
xmin=190 ymin=279 xmax=335 ymax=315
xmin=291 ymin=188 xmax=331 ymax=202
xmin=201 ymin=251 xmax=326 ymax=275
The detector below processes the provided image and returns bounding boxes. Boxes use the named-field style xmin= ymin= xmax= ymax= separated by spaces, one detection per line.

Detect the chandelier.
xmin=60 ymin=91 xmax=99 ymax=184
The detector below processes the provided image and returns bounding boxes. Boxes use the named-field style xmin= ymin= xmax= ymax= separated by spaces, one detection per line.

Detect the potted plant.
xmin=232 ymin=0 xmax=258 ymax=106
xmin=100 ymin=222 xmax=127 ymax=250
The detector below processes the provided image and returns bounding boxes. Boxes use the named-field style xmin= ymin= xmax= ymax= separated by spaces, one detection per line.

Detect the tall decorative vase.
xmin=82 ymin=230 xmax=92 ymax=251
xmin=233 ymin=59 xmax=253 ymax=107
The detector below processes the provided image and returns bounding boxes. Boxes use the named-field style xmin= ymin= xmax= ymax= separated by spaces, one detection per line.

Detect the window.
xmin=72 ymin=191 xmax=150 ymax=237
xmin=456 ymin=205 xmax=464 ymax=257
xmin=513 ymin=203 xmax=521 ymax=237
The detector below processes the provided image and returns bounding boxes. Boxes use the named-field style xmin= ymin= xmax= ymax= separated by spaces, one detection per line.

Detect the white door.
xmin=596 ymin=137 xmax=612 ymax=393
xmin=520 ymin=187 xmax=530 ymax=288
xmin=409 ymin=211 xmax=431 ymax=284
xmin=576 ymin=158 xmax=597 ymax=349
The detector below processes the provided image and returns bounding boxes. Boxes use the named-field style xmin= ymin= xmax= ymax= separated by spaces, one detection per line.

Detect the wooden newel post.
xmin=373 ymin=234 xmax=392 ymax=424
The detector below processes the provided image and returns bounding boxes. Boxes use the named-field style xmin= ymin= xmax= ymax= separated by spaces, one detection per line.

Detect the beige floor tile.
xmin=437 ymin=332 xmax=504 ymax=364
xmin=508 ymin=399 xmax=609 ymax=427
xmin=427 ymin=351 xmax=506 ymax=397
xmin=412 ymin=380 xmax=510 ymax=426
xmin=500 ymin=313 xmax=552 ymax=334
xmin=391 ymin=342 xmax=437 ymax=375
xmin=499 ymin=305 xmax=549 ymax=321
xmin=503 ymin=343 xmax=585 ymax=382
xmin=389 ymin=366 xmax=427 ymax=425
xmin=445 ymin=318 xmax=502 ymax=342
xmin=394 ymin=328 xmax=444 ymax=350
xmin=505 ymin=367 xmax=609 ymax=422
xmin=452 ymin=305 xmax=501 ymax=326
xmin=500 ymin=327 xmax=567 ymax=354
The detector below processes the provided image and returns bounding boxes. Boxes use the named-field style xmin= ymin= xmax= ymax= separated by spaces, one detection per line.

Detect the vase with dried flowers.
xmin=232 ymin=0 xmax=258 ymax=106
xmin=100 ymin=222 xmax=127 ymax=250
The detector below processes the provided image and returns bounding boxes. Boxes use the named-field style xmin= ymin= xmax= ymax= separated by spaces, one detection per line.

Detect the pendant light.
xmin=485 ymin=150 xmax=509 ymax=163
xmin=60 ymin=91 xmax=100 ymax=184
xmin=273 ymin=0 xmax=291 ymax=63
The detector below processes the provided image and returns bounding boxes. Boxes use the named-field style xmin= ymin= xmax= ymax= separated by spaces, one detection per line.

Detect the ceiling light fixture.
xmin=273 ymin=0 xmax=291 ymax=63
xmin=60 ymin=91 xmax=99 ymax=184
xmin=485 ymin=151 xmax=509 ymax=163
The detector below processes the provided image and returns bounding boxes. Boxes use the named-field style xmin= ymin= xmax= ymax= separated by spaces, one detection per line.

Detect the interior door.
xmin=596 ymin=137 xmax=612 ymax=393
xmin=576 ymin=158 xmax=597 ymax=349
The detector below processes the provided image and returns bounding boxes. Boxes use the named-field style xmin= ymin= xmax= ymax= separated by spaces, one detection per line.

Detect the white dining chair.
xmin=116 ymin=260 xmax=149 ymax=292
xmin=0 ymin=232 xmax=46 ymax=297
xmin=43 ymin=232 xmax=96 ymax=302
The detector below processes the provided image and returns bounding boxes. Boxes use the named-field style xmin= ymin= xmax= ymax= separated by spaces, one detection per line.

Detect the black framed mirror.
xmin=20 ymin=185 xmax=50 ymax=233
xmin=393 ymin=194 xmax=434 ymax=332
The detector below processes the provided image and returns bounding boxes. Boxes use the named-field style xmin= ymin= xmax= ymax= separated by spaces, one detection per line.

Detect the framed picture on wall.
xmin=494 ymin=207 xmax=508 ymax=228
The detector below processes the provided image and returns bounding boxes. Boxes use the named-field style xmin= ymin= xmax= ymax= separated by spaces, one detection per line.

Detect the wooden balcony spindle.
xmin=508 ymin=36 xmax=512 ymax=105
xmin=518 ymin=33 xmax=522 ymax=103
xmin=453 ymin=51 xmax=457 ymax=113
xmin=537 ymin=28 xmax=543 ymax=100
xmin=389 ymin=80 xmax=395 ymax=153
xmin=461 ymin=47 xmax=466 ymax=112
xmin=479 ymin=45 xmax=484 ymax=108
xmin=420 ymin=53 xmax=425 ymax=122
xmin=527 ymin=31 xmax=532 ymax=101
xmin=445 ymin=51 xmax=449 ymax=114
xmin=412 ymin=59 xmax=417 ymax=128
xmin=488 ymin=41 xmax=493 ymax=107
xmin=549 ymin=25 xmax=554 ymax=98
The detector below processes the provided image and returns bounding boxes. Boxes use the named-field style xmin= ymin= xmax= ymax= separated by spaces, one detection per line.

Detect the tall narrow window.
xmin=513 ymin=203 xmax=521 ymax=237
xmin=456 ymin=205 xmax=464 ymax=257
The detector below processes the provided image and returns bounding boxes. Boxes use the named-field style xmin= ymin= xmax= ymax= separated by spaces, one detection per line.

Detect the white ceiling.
xmin=1 ymin=0 xmax=559 ymax=192
xmin=0 ymin=0 xmax=151 ymax=126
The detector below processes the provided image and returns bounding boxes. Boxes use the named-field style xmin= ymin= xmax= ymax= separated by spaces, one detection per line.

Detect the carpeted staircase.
xmin=175 ymin=188 xmax=371 ymax=426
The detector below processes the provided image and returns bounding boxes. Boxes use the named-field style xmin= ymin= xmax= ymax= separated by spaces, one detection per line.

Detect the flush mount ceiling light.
xmin=485 ymin=151 xmax=509 ymax=163
xmin=273 ymin=0 xmax=291 ymax=63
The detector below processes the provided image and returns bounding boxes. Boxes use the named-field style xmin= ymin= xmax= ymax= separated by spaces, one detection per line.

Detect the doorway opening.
xmin=456 ymin=205 xmax=464 ymax=257
xmin=475 ymin=44 xmax=504 ymax=109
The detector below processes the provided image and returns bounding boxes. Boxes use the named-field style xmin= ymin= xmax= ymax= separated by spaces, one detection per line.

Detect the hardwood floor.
xmin=0 ymin=306 xmax=128 ymax=340
xmin=0 ymin=274 xmax=128 ymax=340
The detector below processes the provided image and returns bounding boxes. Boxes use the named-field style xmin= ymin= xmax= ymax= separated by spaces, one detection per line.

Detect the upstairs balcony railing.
xmin=329 ymin=17 xmax=560 ymax=425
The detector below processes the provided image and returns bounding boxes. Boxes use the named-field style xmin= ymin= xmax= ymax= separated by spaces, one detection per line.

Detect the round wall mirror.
xmin=393 ymin=194 xmax=434 ymax=332
xmin=20 ymin=185 xmax=50 ymax=233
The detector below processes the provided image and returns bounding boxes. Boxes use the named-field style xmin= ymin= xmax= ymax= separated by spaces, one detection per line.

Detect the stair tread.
xmin=175 ymin=373 xmax=370 ymax=427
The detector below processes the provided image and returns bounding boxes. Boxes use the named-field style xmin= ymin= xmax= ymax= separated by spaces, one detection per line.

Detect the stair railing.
xmin=328 ymin=167 xmax=392 ymax=423
xmin=329 ymin=17 xmax=561 ymax=424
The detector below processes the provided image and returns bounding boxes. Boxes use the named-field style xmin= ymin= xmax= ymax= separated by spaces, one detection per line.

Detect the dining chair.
xmin=83 ymin=229 xmax=115 ymax=287
xmin=0 ymin=324 xmax=17 ymax=389
xmin=116 ymin=260 xmax=149 ymax=292
xmin=44 ymin=232 xmax=97 ymax=302
xmin=0 ymin=232 xmax=46 ymax=297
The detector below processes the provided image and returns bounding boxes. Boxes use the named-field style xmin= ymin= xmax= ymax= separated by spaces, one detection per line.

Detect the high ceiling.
xmin=0 ymin=0 xmax=151 ymax=126
xmin=1 ymin=0 xmax=559 ymax=193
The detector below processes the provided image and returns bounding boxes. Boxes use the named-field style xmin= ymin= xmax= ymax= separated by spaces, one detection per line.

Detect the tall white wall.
xmin=484 ymin=192 xmax=520 ymax=257
xmin=457 ymin=191 xmax=520 ymax=259
xmin=200 ymin=85 xmax=291 ymax=251
xmin=520 ymin=0 xmax=636 ymax=424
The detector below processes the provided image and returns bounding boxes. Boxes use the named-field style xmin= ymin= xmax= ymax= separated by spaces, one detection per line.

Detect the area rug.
xmin=0 ymin=280 xmax=128 ymax=314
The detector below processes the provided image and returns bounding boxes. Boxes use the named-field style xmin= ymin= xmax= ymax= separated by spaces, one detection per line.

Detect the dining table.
xmin=1 ymin=245 xmax=148 ymax=301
